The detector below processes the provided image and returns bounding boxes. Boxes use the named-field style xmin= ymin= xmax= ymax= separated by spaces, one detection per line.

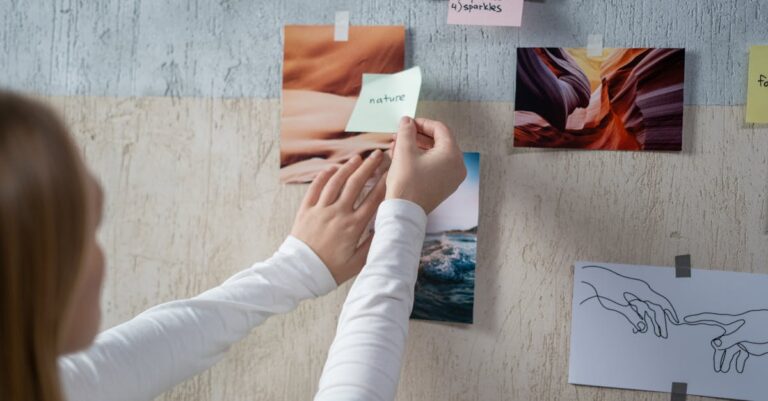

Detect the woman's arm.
xmin=59 ymin=235 xmax=335 ymax=401
xmin=60 ymin=150 xmax=389 ymax=401
xmin=314 ymin=117 xmax=467 ymax=401
xmin=314 ymin=199 xmax=426 ymax=401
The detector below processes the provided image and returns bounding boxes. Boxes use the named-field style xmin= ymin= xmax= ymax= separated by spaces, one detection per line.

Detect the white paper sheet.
xmin=570 ymin=261 xmax=768 ymax=401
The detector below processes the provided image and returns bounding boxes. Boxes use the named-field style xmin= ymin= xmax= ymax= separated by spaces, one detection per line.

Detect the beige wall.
xmin=49 ymin=96 xmax=768 ymax=401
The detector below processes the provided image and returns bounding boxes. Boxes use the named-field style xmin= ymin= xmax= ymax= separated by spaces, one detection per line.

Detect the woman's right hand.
xmin=385 ymin=117 xmax=466 ymax=214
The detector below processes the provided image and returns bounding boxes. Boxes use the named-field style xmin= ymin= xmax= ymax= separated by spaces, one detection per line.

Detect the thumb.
xmin=684 ymin=312 xmax=737 ymax=327
xmin=713 ymin=324 xmax=746 ymax=350
xmin=394 ymin=116 xmax=417 ymax=155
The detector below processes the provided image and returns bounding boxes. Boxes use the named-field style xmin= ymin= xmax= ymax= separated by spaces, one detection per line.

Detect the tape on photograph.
xmin=334 ymin=11 xmax=349 ymax=42
xmin=587 ymin=34 xmax=603 ymax=57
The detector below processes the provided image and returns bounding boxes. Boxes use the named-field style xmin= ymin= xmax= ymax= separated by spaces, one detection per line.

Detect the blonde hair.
xmin=0 ymin=91 xmax=90 ymax=401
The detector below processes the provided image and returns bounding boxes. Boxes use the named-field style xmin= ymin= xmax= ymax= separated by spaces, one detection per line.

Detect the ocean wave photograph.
xmin=411 ymin=152 xmax=480 ymax=324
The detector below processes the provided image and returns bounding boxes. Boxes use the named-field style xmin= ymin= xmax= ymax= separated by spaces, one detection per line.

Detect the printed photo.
xmin=280 ymin=25 xmax=405 ymax=183
xmin=412 ymin=152 xmax=480 ymax=324
xmin=514 ymin=48 xmax=685 ymax=151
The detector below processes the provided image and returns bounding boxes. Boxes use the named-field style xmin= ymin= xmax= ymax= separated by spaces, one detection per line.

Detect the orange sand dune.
xmin=280 ymin=26 xmax=405 ymax=183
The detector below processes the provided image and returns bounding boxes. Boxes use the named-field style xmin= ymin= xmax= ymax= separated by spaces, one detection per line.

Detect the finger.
xmin=714 ymin=330 xmax=744 ymax=350
xmin=663 ymin=302 xmax=679 ymax=324
xmin=355 ymin=171 xmax=387 ymax=221
xmin=338 ymin=149 xmax=384 ymax=208
xmin=623 ymin=304 xmax=646 ymax=334
xmin=301 ymin=166 xmax=338 ymax=208
xmin=630 ymin=301 xmax=657 ymax=335
xmin=720 ymin=347 xmax=739 ymax=373
xmin=664 ymin=308 xmax=680 ymax=325
xmin=653 ymin=296 xmax=679 ymax=324
xmin=713 ymin=348 xmax=725 ymax=372
xmin=414 ymin=118 xmax=458 ymax=151
xmin=318 ymin=155 xmax=363 ymax=205
xmin=647 ymin=302 xmax=669 ymax=338
xmin=642 ymin=308 xmax=660 ymax=337
xmin=736 ymin=345 xmax=750 ymax=373
xmin=684 ymin=312 xmax=736 ymax=326
xmin=634 ymin=319 xmax=647 ymax=333
xmin=394 ymin=116 xmax=418 ymax=156
xmin=721 ymin=320 xmax=746 ymax=336
xmin=415 ymin=132 xmax=435 ymax=150
xmin=379 ymin=149 xmax=392 ymax=171
xmin=627 ymin=300 xmax=649 ymax=333
xmin=584 ymin=294 xmax=646 ymax=334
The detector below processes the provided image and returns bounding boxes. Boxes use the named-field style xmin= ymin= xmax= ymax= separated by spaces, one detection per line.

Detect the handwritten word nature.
xmin=369 ymin=94 xmax=406 ymax=104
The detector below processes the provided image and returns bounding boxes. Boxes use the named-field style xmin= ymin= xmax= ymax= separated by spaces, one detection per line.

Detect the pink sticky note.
xmin=447 ymin=0 xmax=524 ymax=27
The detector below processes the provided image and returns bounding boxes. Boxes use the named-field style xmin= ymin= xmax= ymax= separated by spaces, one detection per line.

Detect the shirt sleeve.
xmin=59 ymin=236 xmax=337 ymax=401
xmin=314 ymin=199 xmax=428 ymax=401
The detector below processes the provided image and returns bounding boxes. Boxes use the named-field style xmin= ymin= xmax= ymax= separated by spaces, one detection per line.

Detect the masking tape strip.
xmin=334 ymin=11 xmax=349 ymax=42
xmin=587 ymin=34 xmax=603 ymax=57
xmin=671 ymin=382 xmax=687 ymax=401
xmin=675 ymin=255 xmax=691 ymax=278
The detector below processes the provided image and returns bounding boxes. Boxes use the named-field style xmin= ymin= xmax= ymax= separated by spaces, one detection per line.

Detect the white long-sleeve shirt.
xmin=59 ymin=199 xmax=427 ymax=401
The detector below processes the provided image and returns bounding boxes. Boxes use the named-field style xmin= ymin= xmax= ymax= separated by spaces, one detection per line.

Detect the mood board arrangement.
xmin=278 ymin=2 xmax=768 ymax=399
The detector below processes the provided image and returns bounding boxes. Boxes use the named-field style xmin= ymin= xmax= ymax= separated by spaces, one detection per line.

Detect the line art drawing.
xmin=578 ymin=264 xmax=768 ymax=374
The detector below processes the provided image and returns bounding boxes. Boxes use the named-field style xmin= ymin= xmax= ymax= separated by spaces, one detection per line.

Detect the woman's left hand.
xmin=290 ymin=150 xmax=387 ymax=284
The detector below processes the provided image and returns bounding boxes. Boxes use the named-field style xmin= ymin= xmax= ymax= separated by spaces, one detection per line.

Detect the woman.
xmin=0 ymin=90 xmax=466 ymax=401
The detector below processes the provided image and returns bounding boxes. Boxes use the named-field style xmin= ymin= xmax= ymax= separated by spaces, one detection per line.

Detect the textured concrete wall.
xmin=2 ymin=0 xmax=768 ymax=103
xmin=48 ymin=96 xmax=768 ymax=401
xmin=4 ymin=1 xmax=768 ymax=400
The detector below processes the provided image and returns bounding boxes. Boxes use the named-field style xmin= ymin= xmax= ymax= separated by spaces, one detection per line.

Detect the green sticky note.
xmin=747 ymin=46 xmax=768 ymax=123
xmin=345 ymin=66 xmax=422 ymax=133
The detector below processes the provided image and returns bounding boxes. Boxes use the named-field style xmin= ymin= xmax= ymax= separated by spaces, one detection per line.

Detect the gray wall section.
xmin=1 ymin=0 xmax=766 ymax=104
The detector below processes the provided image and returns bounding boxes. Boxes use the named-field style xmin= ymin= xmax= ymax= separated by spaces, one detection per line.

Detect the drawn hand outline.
xmin=578 ymin=264 xmax=768 ymax=374
xmin=579 ymin=265 xmax=680 ymax=338
xmin=684 ymin=310 xmax=768 ymax=374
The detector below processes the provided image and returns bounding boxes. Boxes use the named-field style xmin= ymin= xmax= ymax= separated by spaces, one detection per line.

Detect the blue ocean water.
xmin=411 ymin=232 xmax=476 ymax=324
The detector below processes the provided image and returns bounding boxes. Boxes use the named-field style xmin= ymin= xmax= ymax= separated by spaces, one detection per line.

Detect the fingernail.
xmin=400 ymin=116 xmax=411 ymax=125
xmin=369 ymin=149 xmax=381 ymax=158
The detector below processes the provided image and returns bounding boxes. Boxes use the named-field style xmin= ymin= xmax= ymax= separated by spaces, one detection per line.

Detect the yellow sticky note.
xmin=747 ymin=46 xmax=768 ymax=123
